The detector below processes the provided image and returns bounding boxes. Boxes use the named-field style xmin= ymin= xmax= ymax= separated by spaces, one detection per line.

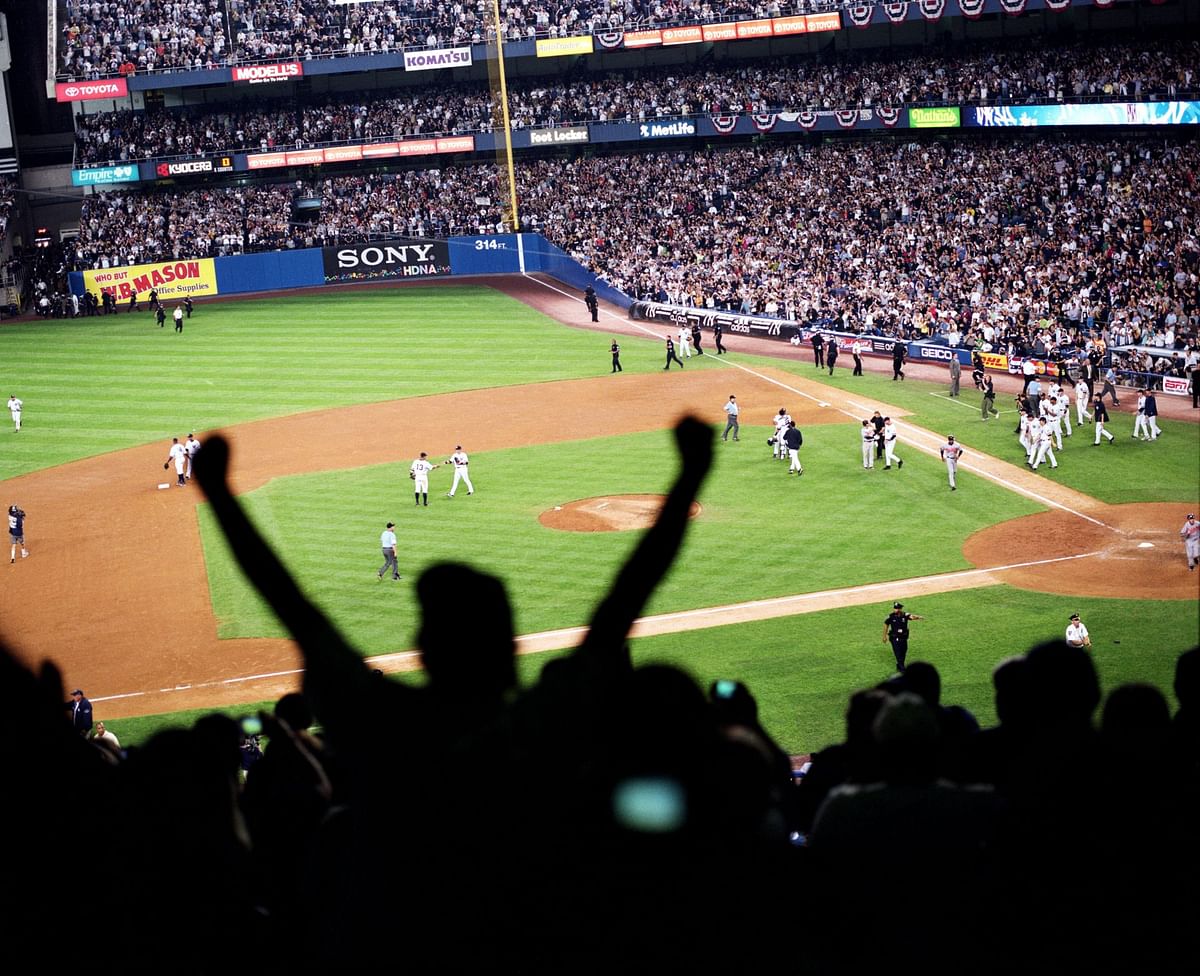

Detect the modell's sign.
xmin=322 ymin=240 xmax=452 ymax=283
xmin=154 ymin=157 xmax=235 ymax=178
xmin=403 ymin=47 xmax=472 ymax=71
xmin=56 ymin=78 xmax=128 ymax=102
xmin=232 ymin=62 xmax=303 ymax=84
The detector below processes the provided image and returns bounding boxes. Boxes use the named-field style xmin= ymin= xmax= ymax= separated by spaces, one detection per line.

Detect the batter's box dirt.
xmin=539 ymin=494 xmax=702 ymax=532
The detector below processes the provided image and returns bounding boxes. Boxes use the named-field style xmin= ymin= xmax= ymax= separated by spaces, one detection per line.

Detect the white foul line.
xmin=929 ymin=391 xmax=1007 ymax=416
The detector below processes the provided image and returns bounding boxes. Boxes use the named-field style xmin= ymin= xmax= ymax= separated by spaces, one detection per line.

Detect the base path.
xmin=2 ymin=282 xmax=1194 ymax=719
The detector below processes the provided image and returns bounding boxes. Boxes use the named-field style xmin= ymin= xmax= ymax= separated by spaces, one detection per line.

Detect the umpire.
xmin=883 ymin=601 xmax=924 ymax=673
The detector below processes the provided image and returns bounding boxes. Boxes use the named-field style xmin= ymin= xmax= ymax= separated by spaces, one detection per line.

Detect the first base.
xmin=157 ymin=483 xmax=171 ymax=490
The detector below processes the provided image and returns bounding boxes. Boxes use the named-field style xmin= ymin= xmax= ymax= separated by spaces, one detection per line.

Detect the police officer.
xmin=812 ymin=331 xmax=825 ymax=369
xmin=713 ymin=320 xmax=727 ymax=355
xmin=584 ymin=285 xmax=598 ymax=323
xmin=882 ymin=601 xmax=924 ymax=673
xmin=610 ymin=339 xmax=622 ymax=373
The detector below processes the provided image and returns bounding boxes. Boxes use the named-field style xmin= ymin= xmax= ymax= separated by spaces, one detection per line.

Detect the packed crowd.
xmin=60 ymin=0 xmax=823 ymax=76
xmin=0 ymin=176 xmax=16 ymax=247
xmin=75 ymin=135 xmax=1199 ymax=359
xmin=72 ymin=35 xmax=1200 ymax=165
xmin=8 ymin=420 xmax=1198 ymax=972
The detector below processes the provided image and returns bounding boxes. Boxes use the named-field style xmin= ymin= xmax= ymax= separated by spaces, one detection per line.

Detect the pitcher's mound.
xmin=540 ymin=494 xmax=702 ymax=532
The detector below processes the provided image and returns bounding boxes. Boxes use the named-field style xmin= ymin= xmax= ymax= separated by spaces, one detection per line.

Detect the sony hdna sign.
xmin=322 ymin=240 xmax=453 ymax=283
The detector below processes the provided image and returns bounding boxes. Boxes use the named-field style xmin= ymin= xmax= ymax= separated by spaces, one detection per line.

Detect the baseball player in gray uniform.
xmin=1181 ymin=513 xmax=1200 ymax=570
xmin=860 ymin=420 xmax=876 ymax=469
xmin=940 ymin=435 xmax=964 ymax=490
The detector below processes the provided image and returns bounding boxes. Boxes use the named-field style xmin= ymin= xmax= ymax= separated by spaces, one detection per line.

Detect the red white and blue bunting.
xmin=711 ymin=115 xmax=738 ymax=134
xmin=847 ymin=4 xmax=875 ymax=27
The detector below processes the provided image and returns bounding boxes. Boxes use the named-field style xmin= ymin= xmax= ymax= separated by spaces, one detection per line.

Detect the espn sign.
xmin=55 ymin=78 xmax=128 ymax=102
xmin=232 ymin=62 xmax=303 ymax=84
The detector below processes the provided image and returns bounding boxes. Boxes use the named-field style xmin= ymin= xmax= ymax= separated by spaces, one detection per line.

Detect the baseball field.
xmin=1 ymin=278 xmax=1197 ymax=754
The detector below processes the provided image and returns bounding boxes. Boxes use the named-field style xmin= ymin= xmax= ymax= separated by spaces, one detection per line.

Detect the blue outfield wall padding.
xmin=214 ymin=249 xmax=325 ymax=296
xmin=520 ymin=235 xmax=632 ymax=309
xmin=448 ymin=235 xmax=522 ymax=275
xmin=68 ymin=271 xmax=85 ymax=296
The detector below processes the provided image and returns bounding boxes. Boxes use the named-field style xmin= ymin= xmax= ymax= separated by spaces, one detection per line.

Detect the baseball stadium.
xmin=0 ymin=0 xmax=1198 ymax=970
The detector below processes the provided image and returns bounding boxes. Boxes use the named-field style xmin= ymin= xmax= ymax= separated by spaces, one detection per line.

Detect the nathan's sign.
xmin=232 ymin=61 xmax=303 ymax=84
xmin=404 ymin=47 xmax=472 ymax=71
xmin=323 ymin=240 xmax=452 ymax=283
xmin=83 ymin=259 xmax=218 ymax=301
xmin=630 ymin=301 xmax=787 ymax=340
xmin=56 ymin=78 xmax=128 ymax=102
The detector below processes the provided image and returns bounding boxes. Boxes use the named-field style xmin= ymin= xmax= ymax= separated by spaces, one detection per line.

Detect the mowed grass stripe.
xmin=1 ymin=287 xmax=703 ymax=479
xmin=198 ymin=427 xmax=1044 ymax=650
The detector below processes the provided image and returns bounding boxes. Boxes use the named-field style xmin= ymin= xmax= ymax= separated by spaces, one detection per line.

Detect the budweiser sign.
xmin=232 ymin=62 xmax=303 ymax=84
xmin=55 ymin=79 xmax=129 ymax=102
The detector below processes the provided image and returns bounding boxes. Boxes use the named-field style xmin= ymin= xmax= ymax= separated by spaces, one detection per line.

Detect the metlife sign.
xmin=529 ymin=126 xmax=589 ymax=146
xmin=71 ymin=164 xmax=140 ymax=187
xmin=638 ymin=120 xmax=697 ymax=139
xmin=403 ymin=47 xmax=472 ymax=71
xmin=322 ymin=240 xmax=453 ymax=283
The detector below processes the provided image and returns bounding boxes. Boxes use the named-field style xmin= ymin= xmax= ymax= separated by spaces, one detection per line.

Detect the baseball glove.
xmin=163 ymin=463 xmax=169 ymax=470
xmin=409 ymin=471 xmax=415 ymax=480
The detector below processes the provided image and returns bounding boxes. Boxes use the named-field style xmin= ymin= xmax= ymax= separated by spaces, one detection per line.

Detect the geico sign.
xmin=232 ymin=62 xmax=303 ymax=83
xmin=336 ymin=245 xmax=438 ymax=268
xmin=157 ymin=160 xmax=213 ymax=177
xmin=919 ymin=346 xmax=956 ymax=361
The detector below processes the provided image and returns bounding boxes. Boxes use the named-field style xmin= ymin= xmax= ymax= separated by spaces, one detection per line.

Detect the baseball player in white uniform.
xmin=184 ymin=433 xmax=201 ymax=480
xmin=1019 ymin=413 xmax=1037 ymax=464
xmin=882 ymin=418 xmax=903 ymax=470
xmin=940 ymin=434 xmax=964 ymax=490
xmin=1043 ymin=397 xmax=1063 ymax=450
xmin=410 ymin=452 xmax=439 ymax=506
xmin=446 ymin=446 xmax=474 ymax=497
xmin=1075 ymin=380 xmax=1091 ymax=425
xmin=1133 ymin=392 xmax=1150 ymax=440
xmin=860 ymin=420 xmax=876 ymax=469
xmin=7 ymin=395 xmax=21 ymax=432
xmin=1181 ymin=513 xmax=1200 ymax=570
xmin=773 ymin=409 xmax=791 ymax=460
xmin=678 ymin=325 xmax=692 ymax=359
xmin=164 ymin=437 xmax=187 ymax=486
xmin=1030 ymin=417 xmax=1058 ymax=470
xmin=1050 ymin=384 xmax=1072 ymax=437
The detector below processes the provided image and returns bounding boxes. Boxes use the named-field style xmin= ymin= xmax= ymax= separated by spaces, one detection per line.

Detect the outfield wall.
xmin=67 ymin=234 xmax=629 ymax=306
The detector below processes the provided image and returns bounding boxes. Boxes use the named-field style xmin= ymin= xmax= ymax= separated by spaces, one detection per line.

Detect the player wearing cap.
xmin=446 ymin=446 xmax=474 ymax=497
xmin=1092 ymin=395 xmax=1116 ymax=445
xmin=772 ymin=408 xmax=791 ymax=461
xmin=377 ymin=522 xmax=400 ymax=581
xmin=882 ymin=417 xmax=903 ymax=471
xmin=1030 ymin=417 xmax=1058 ymax=471
xmin=1065 ymin=613 xmax=1091 ymax=648
xmin=1180 ymin=514 xmax=1200 ymax=571
xmin=7 ymin=394 xmax=22 ymax=432
xmin=860 ymin=420 xmax=876 ymax=470
xmin=8 ymin=505 xmax=28 ymax=563
xmin=882 ymin=602 xmax=924 ymax=673
xmin=409 ymin=452 xmax=440 ymax=507
xmin=940 ymin=434 xmax=965 ymax=490
xmin=184 ymin=433 xmax=201 ymax=481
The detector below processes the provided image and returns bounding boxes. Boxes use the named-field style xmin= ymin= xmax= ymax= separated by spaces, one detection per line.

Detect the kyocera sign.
xmin=322 ymin=240 xmax=453 ymax=282
xmin=56 ymin=78 xmax=129 ymax=102
xmin=232 ymin=62 xmax=303 ymax=84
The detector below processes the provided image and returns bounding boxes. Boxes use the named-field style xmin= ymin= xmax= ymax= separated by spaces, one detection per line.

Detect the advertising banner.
xmin=232 ymin=62 xmax=303 ymax=84
xmin=435 ymin=135 xmax=476 ymax=153
xmin=623 ymin=29 xmax=663 ymax=47
xmin=702 ymin=23 xmax=739 ymax=41
xmin=972 ymin=100 xmax=1200 ymax=127
xmin=403 ymin=47 xmax=472 ymax=71
xmin=980 ymin=351 xmax=1009 ymax=371
xmin=909 ymin=106 xmax=961 ymax=128
xmin=771 ymin=15 xmax=809 ymax=34
xmin=639 ymin=119 xmax=696 ymax=139
xmin=630 ymin=301 xmax=788 ymax=340
xmin=286 ymin=149 xmax=325 ymax=166
xmin=912 ymin=342 xmax=972 ymax=365
xmin=323 ymin=145 xmax=363 ymax=162
xmin=804 ymin=12 xmax=842 ymax=31
xmin=71 ymin=164 xmax=140 ymax=187
xmin=363 ymin=142 xmax=400 ymax=158
xmin=55 ymin=78 xmax=128 ymax=102
xmin=536 ymin=36 xmax=594 ymax=57
xmin=1007 ymin=355 xmax=1061 ymax=378
xmin=662 ymin=26 xmax=703 ymax=44
xmin=323 ymin=240 xmax=453 ymax=283
xmin=83 ymin=258 xmax=218 ymax=300
xmin=246 ymin=152 xmax=287 ymax=170
xmin=1162 ymin=376 xmax=1191 ymax=397
xmin=153 ymin=156 xmax=234 ymax=178
xmin=529 ymin=126 xmax=589 ymax=146
xmin=736 ymin=19 xmax=775 ymax=37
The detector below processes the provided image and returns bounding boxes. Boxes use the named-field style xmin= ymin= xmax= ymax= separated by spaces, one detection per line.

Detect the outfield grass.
xmin=102 ymin=585 xmax=1196 ymax=754
xmin=0 ymin=288 xmax=700 ymax=479
xmin=197 ymin=426 xmax=1044 ymax=650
